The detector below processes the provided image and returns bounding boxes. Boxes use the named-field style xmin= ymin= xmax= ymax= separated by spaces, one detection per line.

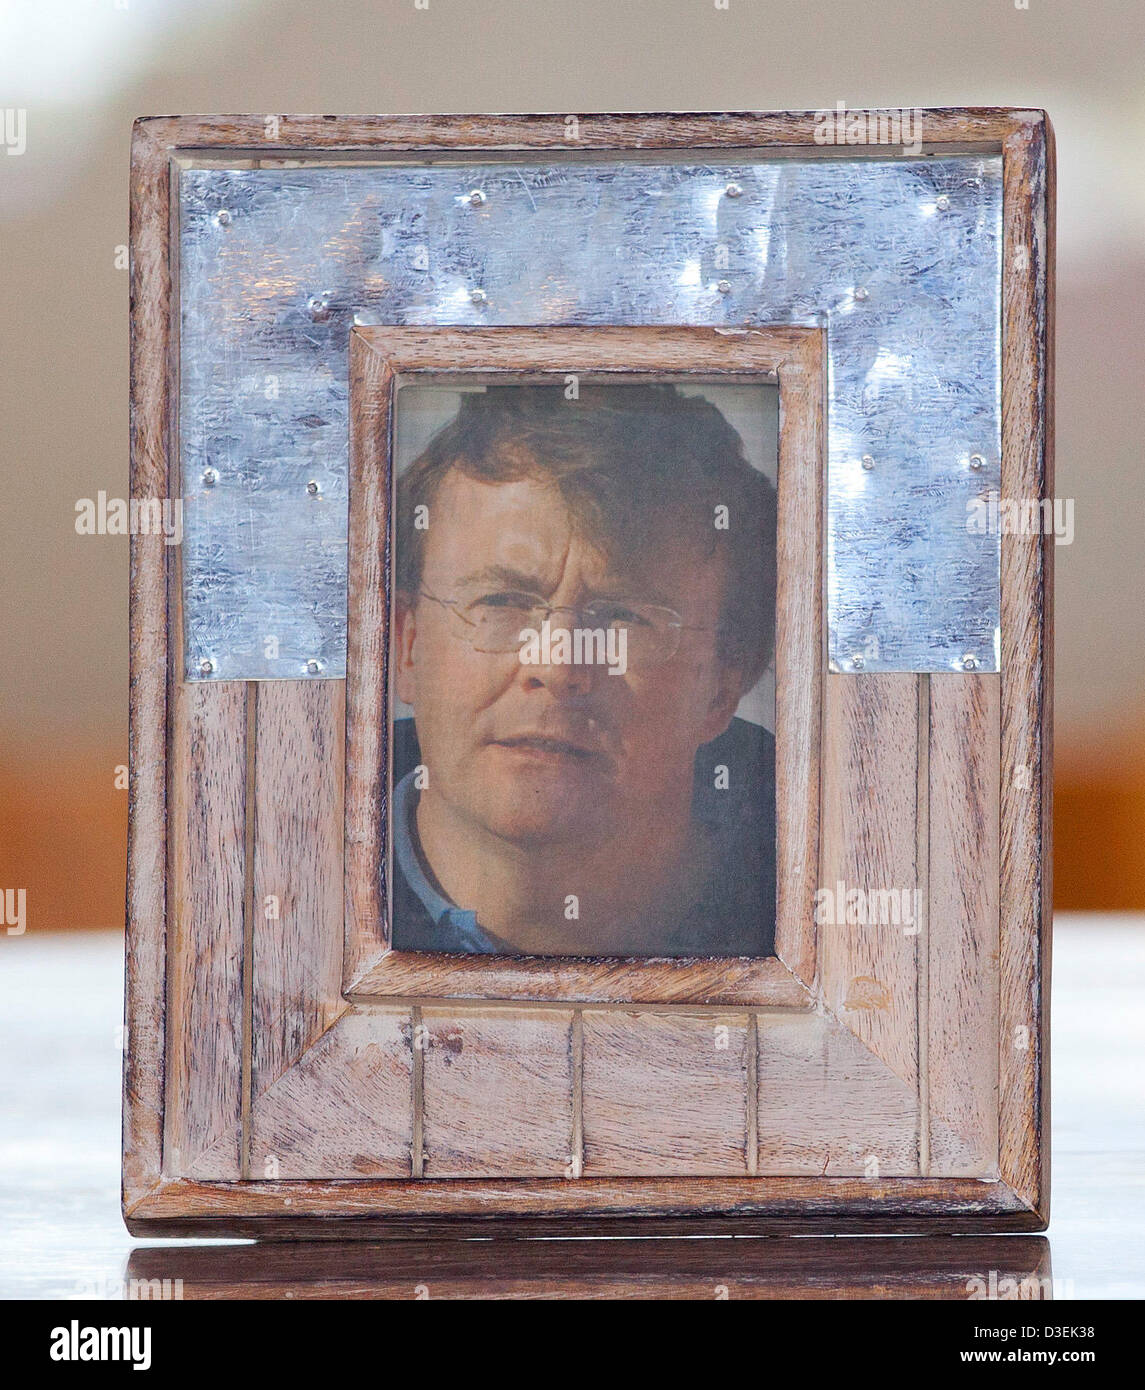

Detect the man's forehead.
xmin=425 ymin=473 xmax=577 ymax=574
xmin=431 ymin=472 xmax=569 ymax=539
xmin=424 ymin=468 xmax=716 ymax=592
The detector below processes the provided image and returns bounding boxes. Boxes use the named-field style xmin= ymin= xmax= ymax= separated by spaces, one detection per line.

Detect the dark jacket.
xmin=389 ymin=714 xmax=775 ymax=958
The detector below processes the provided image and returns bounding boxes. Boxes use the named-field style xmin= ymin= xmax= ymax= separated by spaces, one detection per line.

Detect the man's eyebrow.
xmin=455 ymin=565 xmax=546 ymax=591
xmin=455 ymin=563 xmax=676 ymax=607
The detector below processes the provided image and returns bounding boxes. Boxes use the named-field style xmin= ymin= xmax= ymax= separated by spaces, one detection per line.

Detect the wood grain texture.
xmin=123 ymin=119 xmax=173 ymax=1210
xmin=421 ymin=1007 xmax=576 ymax=1177
xmin=163 ymin=680 xmax=247 ymax=1180
xmin=757 ymin=1012 xmax=918 ymax=1176
xmin=581 ymin=1011 xmax=752 ymax=1175
xmin=249 ymin=1010 xmax=412 ymax=1179
xmin=773 ymin=331 xmax=824 ymax=987
xmin=250 ymin=680 xmax=348 ymax=1097
xmin=927 ymin=675 xmax=1001 ymax=1176
xmin=144 ymin=108 xmax=1044 ymax=157
xmin=343 ymin=339 xmax=392 ymax=986
xmin=353 ymin=954 xmax=809 ymax=1007
xmin=817 ymin=674 xmax=922 ymax=1090
xmin=123 ymin=1172 xmax=1038 ymax=1236
xmin=999 ymin=114 xmax=1054 ymax=1221
xmin=351 ymin=322 xmax=819 ymax=374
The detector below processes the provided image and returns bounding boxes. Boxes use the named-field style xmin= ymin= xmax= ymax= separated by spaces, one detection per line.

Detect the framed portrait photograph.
xmin=384 ymin=361 xmax=779 ymax=962
xmin=124 ymin=109 xmax=1053 ymax=1237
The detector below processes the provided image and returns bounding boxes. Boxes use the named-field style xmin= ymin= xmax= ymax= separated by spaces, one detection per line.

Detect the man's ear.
xmin=393 ymin=591 xmax=418 ymax=706
xmin=698 ymin=661 xmax=747 ymax=744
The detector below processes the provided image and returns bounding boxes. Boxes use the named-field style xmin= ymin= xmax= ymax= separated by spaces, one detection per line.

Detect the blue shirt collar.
xmin=392 ymin=770 xmax=512 ymax=953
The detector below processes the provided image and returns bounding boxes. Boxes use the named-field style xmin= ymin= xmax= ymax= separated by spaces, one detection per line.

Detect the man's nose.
xmin=521 ymin=610 xmax=597 ymax=695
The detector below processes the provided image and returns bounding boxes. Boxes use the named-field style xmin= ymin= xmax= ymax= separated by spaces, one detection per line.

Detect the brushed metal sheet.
xmin=178 ymin=154 xmax=1001 ymax=678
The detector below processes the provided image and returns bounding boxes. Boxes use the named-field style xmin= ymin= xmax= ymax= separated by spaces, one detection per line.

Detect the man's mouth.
xmin=491 ymin=734 xmax=606 ymax=764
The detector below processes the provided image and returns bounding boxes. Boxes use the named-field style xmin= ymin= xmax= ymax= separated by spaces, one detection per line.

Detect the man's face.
xmin=395 ymin=469 xmax=744 ymax=848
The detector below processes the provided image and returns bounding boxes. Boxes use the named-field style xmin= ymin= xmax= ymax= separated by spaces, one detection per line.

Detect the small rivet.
xmin=851 ymin=655 xmax=865 ymax=671
xmin=854 ymin=286 xmax=870 ymax=302
xmin=861 ymin=454 xmax=875 ymax=471
xmin=470 ymin=288 xmax=488 ymax=305
xmin=215 ymin=209 xmax=232 ymax=227
xmin=962 ymin=654 xmax=979 ymax=671
xmin=305 ymin=659 xmax=322 ymax=676
xmin=198 ymin=658 xmax=216 ymax=676
xmin=467 ymin=189 xmax=486 ymax=207
xmin=201 ymin=467 xmax=219 ymax=488
xmin=306 ymin=480 xmax=321 ymax=496
xmin=969 ymin=453 xmax=986 ymax=471
xmin=725 ymin=182 xmax=743 ymax=199
xmin=717 ymin=279 xmax=732 ymax=295
xmin=935 ymin=194 xmax=951 ymax=212
xmin=307 ymin=295 xmax=331 ymax=322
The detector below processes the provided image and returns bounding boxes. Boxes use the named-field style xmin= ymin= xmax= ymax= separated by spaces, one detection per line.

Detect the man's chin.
xmin=477 ymin=786 xmax=611 ymax=848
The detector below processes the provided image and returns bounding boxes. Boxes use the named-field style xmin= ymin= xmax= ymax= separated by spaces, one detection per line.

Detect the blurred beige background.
xmin=1 ymin=0 xmax=1142 ymax=928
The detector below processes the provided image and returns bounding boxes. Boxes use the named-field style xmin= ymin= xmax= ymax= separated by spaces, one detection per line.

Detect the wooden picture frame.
xmin=345 ymin=324 xmax=820 ymax=1005
xmin=124 ymin=109 xmax=1053 ymax=1238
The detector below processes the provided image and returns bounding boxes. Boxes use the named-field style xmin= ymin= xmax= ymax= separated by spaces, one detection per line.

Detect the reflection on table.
xmin=125 ymin=1235 xmax=1052 ymax=1301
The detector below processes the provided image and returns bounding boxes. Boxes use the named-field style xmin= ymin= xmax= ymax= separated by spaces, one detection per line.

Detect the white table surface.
xmin=1 ymin=916 xmax=1142 ymax=1299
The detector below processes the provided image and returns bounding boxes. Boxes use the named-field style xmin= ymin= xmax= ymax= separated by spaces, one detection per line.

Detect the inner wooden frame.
xmin=344 ymin=326 xmax=823 ymax=1006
